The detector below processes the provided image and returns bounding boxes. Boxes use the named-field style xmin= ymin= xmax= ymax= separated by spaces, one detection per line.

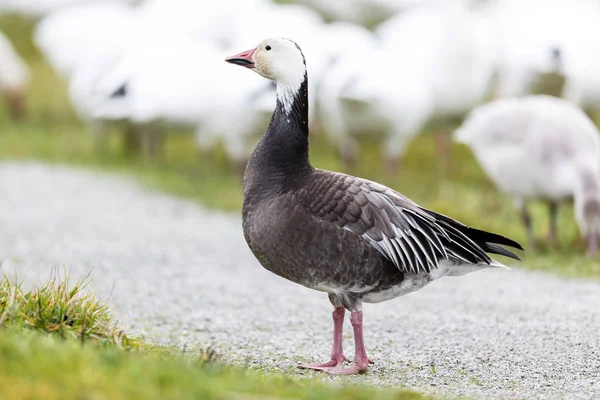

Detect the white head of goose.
xmin=226 ymin=38 xmax=523 ymax=375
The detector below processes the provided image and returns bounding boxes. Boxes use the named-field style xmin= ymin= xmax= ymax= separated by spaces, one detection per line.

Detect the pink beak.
xmin=225 ymin=48 xmax=256 ymax=69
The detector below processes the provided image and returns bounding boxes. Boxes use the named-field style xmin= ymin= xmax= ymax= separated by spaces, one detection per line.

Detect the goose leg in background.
xmin=383 ymin=130 xmax=409 ymax=177
xmin=517 ymin=199 xmax=535 ymax=249
xmin=383 ymin=156 xmax=401 ymax=178
xmin=195 ymin=125 xmax=219 ymax=165
xmin=547 ymin=201 xmax=559 ymax=245
xmin=4 ymin=89 xmax=26 ymax=121
xmin=328 ymin=311 xmax=371 ymax=375
xmin=142 ymin=124 xmax=164 ymax=162
xmin=340 ymin=142 xmax=359 ymax=172
xmin=222 ymin=134 xmax=250 ymax=177
xmin=319 ymin=100 xmax=359 ymax=171
xmin=434 ymin=129 xmax=455 ymax=174
xmin=123 ymin=123 xmax=142 ymax=156
xmin=90 ymin=119 xmax=109 ymax=154
xmin=587 ymin=233 xmax=598 ymax=257
xmin=299 ymin=306 xmax=348 ymax=371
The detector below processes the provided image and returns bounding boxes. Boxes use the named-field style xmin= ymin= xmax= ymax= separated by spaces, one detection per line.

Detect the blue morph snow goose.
xmin=226 ymin=38 xmax=523 ymax=375
xmin=455 ymin=95 xmax=600 ymax=255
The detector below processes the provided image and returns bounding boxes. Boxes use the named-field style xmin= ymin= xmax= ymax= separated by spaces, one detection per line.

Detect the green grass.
xmin=0 ymin=272 xmax=424 ymax=400
xmin=0 ymin=328 xmax=426 ymax=400
xmin=1 ymin=15 xmax=599 ymax=278
xmin=0 ymin=270 xmax=135 ymax=346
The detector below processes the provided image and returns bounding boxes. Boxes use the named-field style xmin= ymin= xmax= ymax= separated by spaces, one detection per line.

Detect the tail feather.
xmin=464 ymin=227 xmax=524 ymax=251
xmin=422 ymin=208 xmax=524 ymax=262
xmin=482 ymin=242 xmax=521 ymax=261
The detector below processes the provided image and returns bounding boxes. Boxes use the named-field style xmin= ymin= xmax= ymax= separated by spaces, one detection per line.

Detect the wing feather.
xmin=299 ymin=170 xmax=522 ymax=274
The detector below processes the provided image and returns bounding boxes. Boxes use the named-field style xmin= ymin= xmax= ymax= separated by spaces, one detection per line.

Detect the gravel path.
xmin=1 ymin=162 xmax=599 ymax=399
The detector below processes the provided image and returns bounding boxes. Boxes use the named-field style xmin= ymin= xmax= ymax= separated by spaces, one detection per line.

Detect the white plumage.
xmin=317 ymin=26 xmax=434 ymax=167
xmin=455 ymin=95 xmax=600 ymax=254
xmin=481 ymin=0 xmax=600 ymax=100
xmin=377 ymin=3 xmax=498 ymax=118
xmin=0 ymin=30 xmax=29 ymax=92
xmin=0 ymin=30 xmax=29 ymax=120
xmin=283 ymin=0 xmax=476 ymax=26
xmin=317 ymin=4 xmax=496 ymax=169
xmin=34 ymin=0 xmax=335 ymax=165
xmin=34 ymin=2 xmax=134 ymax=79
xmin=0 ymin=0 xmax=135 ymax=18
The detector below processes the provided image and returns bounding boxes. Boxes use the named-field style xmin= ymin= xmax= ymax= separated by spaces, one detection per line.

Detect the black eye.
xmin=265 ymin=45 xmax=271 ymax=51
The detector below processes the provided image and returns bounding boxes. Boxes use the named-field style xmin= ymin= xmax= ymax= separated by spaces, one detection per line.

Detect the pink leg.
xmin=300 ymin=307 xmax=348 ymax=371
xmin=328 ymin=311 xmax=371 ymax=375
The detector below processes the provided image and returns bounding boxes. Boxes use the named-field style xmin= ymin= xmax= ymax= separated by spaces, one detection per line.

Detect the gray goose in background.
xmin=225 ymin=38 xmax=523 ymax=375
xmin=454 ymin=95 xmax=600 ymax=255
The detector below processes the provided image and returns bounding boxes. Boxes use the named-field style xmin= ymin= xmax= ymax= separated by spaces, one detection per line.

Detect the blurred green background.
xmin=0 ymin=14 xmax=597 ymax=278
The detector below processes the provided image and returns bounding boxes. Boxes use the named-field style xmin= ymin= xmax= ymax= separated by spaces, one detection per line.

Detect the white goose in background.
xmin=284 ymin=0 xmax=477 ymax=26
xmin=135 ymin=0 xmax=271 ymax=49
xmin=50 ymin=0 xmax=328 ymax=165
xmin=317 ymin=22 xmax=434 ymax=170
xmin=34 ymin=2 xmax=135 ymax=79
xmin=317 ymin=4 xmax=497 ymax=171
xmin=479 ymin=0 xmax=600 ymax=102
xmin=454 ymin=95 xmax=600 ymax=255
xmin=34 ymin=2 xmax=143 ymax=153
xmin=70 ymin=31 xmax=272 ymax=166
xmin=0 ymin=30 xmax=29 ymax=120
xmin=0 ymin=0 xmax=136 ymax=18
xmin=278 ymin=0 xmax=396 ymax=27
xmin=377 ymin=3 xmax=498 ymax=121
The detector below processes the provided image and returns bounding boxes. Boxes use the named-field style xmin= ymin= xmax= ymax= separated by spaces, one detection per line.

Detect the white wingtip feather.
xmin=489 ymin=259 xmax=511 ymax=270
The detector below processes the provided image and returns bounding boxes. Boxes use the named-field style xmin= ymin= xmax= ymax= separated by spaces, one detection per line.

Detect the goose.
xmin=285 ymin=0 xmax=475 ymax=27
xmin=317 ymin=4 xmax=497 ymax=170
xmin=0 ymin=30 xmax=29 ymax=121
xmin=481 ymin=0 xmax=600 ymax=100
xmin=34 ymin=2 xmax=134 ymax=79
xmin=376 ymin=3 xmax=498 ymax=120
xmin=454 ymin=95 xmax=600 ymax=255
xmin=71 ymin=29 xmax=276 ymax=166
xmin=226 ymin=38 xmax=523 ymax=375
xmin=317 ymin=36 xmax=434 ymax=171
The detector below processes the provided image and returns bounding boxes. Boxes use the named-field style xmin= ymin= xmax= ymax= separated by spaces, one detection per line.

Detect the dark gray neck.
xmin=243 ymin=74 xmax=312 ymax=200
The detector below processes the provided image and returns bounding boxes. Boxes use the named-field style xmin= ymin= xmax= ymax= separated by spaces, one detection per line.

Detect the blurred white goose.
xmin=454 ymin=95 xmax=600 ymax=255
xmin=34 ymin=2 xmax=134 ymax=79
xmin=318 ymin=4 xmax=496 ymax=170
xmin=317 ymin=23 xmax=434 ymax=170
xmin=0 ymin=30 xmax=29 ymax=120
xmin=377 ymin=3 xmax=498 ymax=120
xmin=136 ymin=0 xmax=270 ymax=49
xmin=286 ymin=0 xmax=476 ymax=26
xmin=0 ymin=0 xmax=135 ymax=18
xmin=61 ymin=0 xmax=328 ymax=165
xmin=283 ymin=0 xmax=392 ymax=27
xmin=70 ymin=29 xmax=273 ymax=167
xmin=480 ymin=0 xmax=600 ymax=100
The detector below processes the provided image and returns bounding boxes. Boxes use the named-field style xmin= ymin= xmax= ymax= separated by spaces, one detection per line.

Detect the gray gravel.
xmin=1 ymin=162 xmax=599 ymax=399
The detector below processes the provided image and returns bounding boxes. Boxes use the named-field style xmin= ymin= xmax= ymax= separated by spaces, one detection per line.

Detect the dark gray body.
xmin=243 ymin=170 xmax=405 ymax=309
